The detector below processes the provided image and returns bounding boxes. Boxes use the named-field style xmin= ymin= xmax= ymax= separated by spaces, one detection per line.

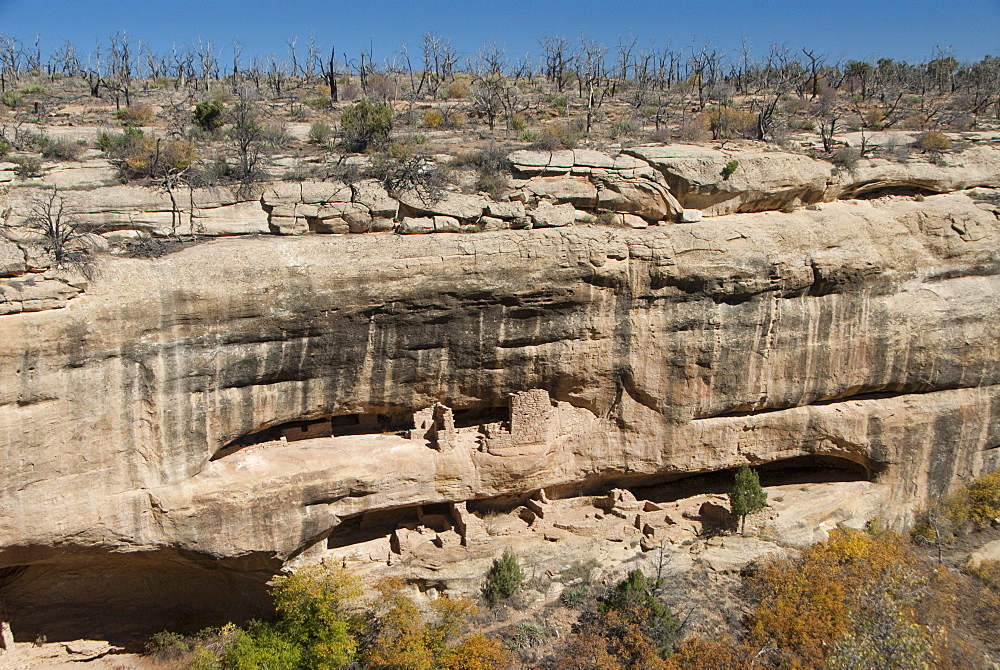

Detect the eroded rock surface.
xmin=1 ymin=190 xmax=999 ymax=639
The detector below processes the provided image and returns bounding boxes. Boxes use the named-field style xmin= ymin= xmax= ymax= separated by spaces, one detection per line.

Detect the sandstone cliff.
xmin=1 ymin=148 xmax=1000 ymax=642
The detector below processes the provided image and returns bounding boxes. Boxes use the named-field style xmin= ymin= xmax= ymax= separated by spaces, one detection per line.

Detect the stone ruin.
xmin=408 ymin=403 xmax=456 ymax=450
xmin=407 ymin=388 xmax=565 ymax=452
xmin=333 ymin=483 xmax=745 ymax=567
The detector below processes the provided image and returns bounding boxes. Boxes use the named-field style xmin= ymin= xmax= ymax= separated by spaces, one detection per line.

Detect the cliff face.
xmin=1 ymin=191 xmax=999 ymax=637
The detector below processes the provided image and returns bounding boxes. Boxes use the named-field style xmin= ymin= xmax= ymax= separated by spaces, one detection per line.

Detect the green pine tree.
xmin=483 ymin=548 xmax=525 ymax=605
xmin=729 ymin=464 xmax=767 ymax=534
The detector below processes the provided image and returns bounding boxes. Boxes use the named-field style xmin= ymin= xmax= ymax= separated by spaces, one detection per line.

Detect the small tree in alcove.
xmin=730 ymin=463 xmax=767 ymax=534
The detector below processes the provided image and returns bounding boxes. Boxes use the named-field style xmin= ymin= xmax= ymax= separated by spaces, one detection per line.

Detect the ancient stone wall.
xmin=409 ymin=404 xmax=456 ymax=450
xmin=510 ymin=389 xmax=554 ymax=444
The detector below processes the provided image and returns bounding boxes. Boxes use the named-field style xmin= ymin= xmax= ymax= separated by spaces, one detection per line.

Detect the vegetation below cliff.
xmin=130 ymin=473 xmax=1000 ymax=669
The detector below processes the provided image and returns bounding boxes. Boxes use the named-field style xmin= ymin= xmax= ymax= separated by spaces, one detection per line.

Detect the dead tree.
xmin=422 ymin=33 xmax=458 ymax=97
xmin=11 ymin=188 xmax=96 ymax=265
xmin=540 ymin=35 xmax=574 ymax=92
xmin=802 ymin=48 xmax=826 ymax=99
xmin=321 ymin=46 xmax=339 ymax=103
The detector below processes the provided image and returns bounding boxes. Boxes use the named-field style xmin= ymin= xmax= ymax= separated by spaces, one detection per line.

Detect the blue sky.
xmin=0 ymin=0 xmax=998 ymax=67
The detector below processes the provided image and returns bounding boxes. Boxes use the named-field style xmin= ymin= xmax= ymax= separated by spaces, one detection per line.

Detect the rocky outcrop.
xmin=0 ymin=192 xmax=998 ymax=579
xmin=625 ymin=142 xmax=1000 ymax=215
xmin=261 ymin=180 xmax=398 ymax=235
xmin=510 ymin=148 xmax=682 ymax=222
xmin=624 ymin=144 xmax=837 ymax=215
xmin=6 ymin=142 xmax=1000 ymax=252
xmin=4 ymin=185 xmax=271 ymax=236
xmin=835 ymin=145 xmax=1000 ymax=198
xmin=2 ymin=147 xmax=1000 ymax=640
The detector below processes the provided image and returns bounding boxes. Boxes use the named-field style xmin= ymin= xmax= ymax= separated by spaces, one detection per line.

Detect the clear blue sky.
xmin=0 ymin=0 xmax=998 ymax=67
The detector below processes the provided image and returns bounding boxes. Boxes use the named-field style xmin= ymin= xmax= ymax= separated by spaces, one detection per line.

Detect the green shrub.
xmin=528 ymin=123 xmax=583 ymax=151
xmin=307 ymin=121 xmax=333 ymax=145
xmin=913 ymin=470 xmax=1000 ymax=544
xmin=476 ymin=172 xmax=509 ymax=199
xmin=722 ymin=159 xmax=739 ymax=179
xmin=547 ymin=94 xmax=568 ymax=115
xmin=97 ymin=127 xmax=143 ymax=155
xmin=703 ymin=107 xmax=756 ymax=139
xmin=262 ymin=122 xmax=293 ymax=149
xmin=506 ymin=620 xmax=546 ymax=650
xmin=559 ymin=559 xmax=600 ymax=583
xmin=340 ymin=98 xmax=394 ymax=152
xmin=0 ymin=138 xmax=10 ymax=158
xmin=831 ymin=146 xmax=861 ymax=171
xmin=146 ymin=630 xmax=190 ymax=659
xmin=12 ymin=155 xmax=42 ymax=178
xmin=304 ymin=96 xmax=331 ymax=110
xmin=1 ymin=91 xmax=22 ymax=109
xmin=423 ymin=108 xmax=444 ymax=128
xmin=223 ymin=623 xmax=302 ymax=670
xmin=39 ymin=136 xmax=83 ymax=161
xmin=916 ymin=130 xmax=951 ymax=152
xmin=610 ymin=119 xmax=639 ymax=139
xmin=560 ymin=584 xmax=590 ymax=608
xmin=282 ymin=162 xmax=314 ymax=182
xmin=115 ymin=105 xmax=155 ymax=127
xmin=601 ymin=569 xmax=679 ymax=654
xmin=594 ymin=211 xmax=619 ymax=226
xmin=452 ymin=141 xmax=510 ymax=199
xmin=192 ymin=99 xmax=226 ymax=131
xmin=483 ymin=548 xmax=525 ymax=605
xmin=469 ymin=141 xmax=510 ymax=174
xmin=19 ymin=83 xmax=44 ymax=94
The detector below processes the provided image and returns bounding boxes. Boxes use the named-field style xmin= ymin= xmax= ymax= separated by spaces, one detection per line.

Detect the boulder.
xmin=62 ymin=639 xmax=120 ymax=660
xmin=835 ymin=146 xmax=1000 ymax=198
xmin=699 ymin=501 xmax=735 ymax=528
xmin=480 ymin=216 xmax=507 ymax=231
xmin=529 ymin=202 xmax=587 ymax=227
xmin=343 ymin=208 xmax=373 ymax=234
xmin=523 ymin=177 xmax=598 ymax=208
xmin=679 ymin=209 xmax=703 ymax=223
xmin=0 ymin=275 xmax=83 ymax=314
xmin=967 ymin=539 xmax=1000 ymax=570
xmin=397 ymin=216 xmax=436 ymax=234
xmin=697 ymin=537 xmax=786 ymax=574
xmin=194 ymin=200 xmax=272 ymax=235
xmin=595 ymin=176 xmax=682 ymax=221
xmin=351 ymin=179 xmax=399 ymax=218
xmin=267 ymin=214 xmax=309 ymax=235
xmin=0 ymin=242 xmax=25 ymax=278
xmin=371 ymin=217 xmax=396 ymax=232
xmin=619 ymin=213 xmax=649 ymax=229
xmin=434 ymin=216 xmax=462 ymax=233
xmin=398 ymin=191 xmax=486 ymax=221
xmin=485 ymin=200 xmax=525 ymax=220
xmin=308 ymin=217 xmax=350 ymax=234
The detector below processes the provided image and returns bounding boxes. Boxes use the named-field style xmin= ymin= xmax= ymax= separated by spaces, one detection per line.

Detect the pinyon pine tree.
xmin=730 ymin=463 xmax=767 ymax=534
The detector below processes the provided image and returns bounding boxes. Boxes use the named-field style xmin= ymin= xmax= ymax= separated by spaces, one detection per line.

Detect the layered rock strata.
xmin=6 ymin=144 xmax=1000 ymax=252
xmin=0 ymin=187 xmax=999 ymax=638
